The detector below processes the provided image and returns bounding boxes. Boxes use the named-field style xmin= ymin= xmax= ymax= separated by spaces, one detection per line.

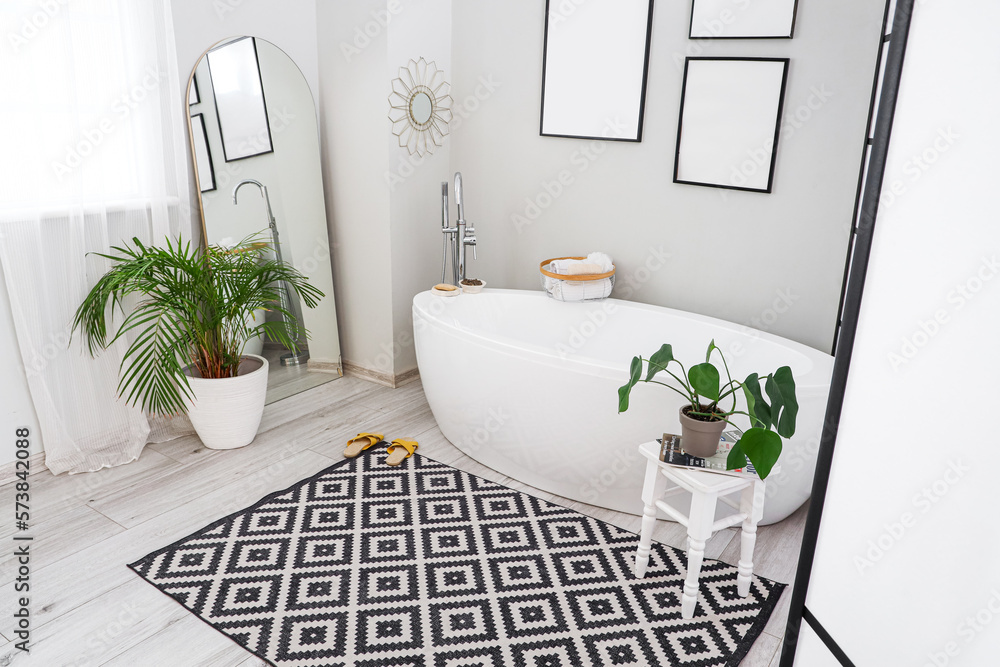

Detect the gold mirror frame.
xmin=388 ymin=57 xmax=453 ymax=156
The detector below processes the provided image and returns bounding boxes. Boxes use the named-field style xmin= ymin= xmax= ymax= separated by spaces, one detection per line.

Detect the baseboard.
xmin=342 ymin=362 xmax=420 ymax=389
xmin=306 ymin=359 xmax=343 ymax=376
xmin=0 ymin=451 xmax=47 ymax=486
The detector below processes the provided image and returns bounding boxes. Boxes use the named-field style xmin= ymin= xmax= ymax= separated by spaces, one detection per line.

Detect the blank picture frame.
xmin=188 ymin=74 xmax=200 ymax=105
xmin=190 ymin=114 xmax=216 ymax=193
xmin=674 ymin=57 xmax=789 ymax=193
xmin=207 ymin=37 xmax=273 ymax=162
xmin=689 ymin=0 xmax=798 ymax=39
xmin=540 ymin=0 xmax=655 ymax=142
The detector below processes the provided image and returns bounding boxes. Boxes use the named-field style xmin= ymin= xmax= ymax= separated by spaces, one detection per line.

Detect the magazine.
xmin=657 ymin=429 xmax=758 ymax=478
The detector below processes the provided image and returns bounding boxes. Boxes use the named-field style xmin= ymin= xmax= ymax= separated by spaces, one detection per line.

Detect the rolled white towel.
xmin=550 ymin=253 xmax=614 ymax=275
xmin=562 ymin=263 xmax=603 ymax=276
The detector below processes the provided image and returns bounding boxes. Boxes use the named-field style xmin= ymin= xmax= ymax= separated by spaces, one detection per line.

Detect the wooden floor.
xmin=0 ymin=376 xmax=805 ymax=666
xmin=262 ymin=347 xmax=339 ymax=405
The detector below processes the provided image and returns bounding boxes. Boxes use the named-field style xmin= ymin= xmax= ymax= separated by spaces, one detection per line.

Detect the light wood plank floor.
xmin=0 ymin=377 xmax=805 ymax=666
xmin=262 ymin=346 xmax=340 ymax=405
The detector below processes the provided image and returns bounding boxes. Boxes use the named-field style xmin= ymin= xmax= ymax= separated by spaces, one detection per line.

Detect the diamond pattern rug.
xmin=128 ymin=450 xmax=785 ymax=666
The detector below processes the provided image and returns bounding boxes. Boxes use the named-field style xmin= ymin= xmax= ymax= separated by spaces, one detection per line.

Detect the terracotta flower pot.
xmin=678 ymin=405 xmax=726 ymax=457
xmin=184 ymin=354 xmax=268 ymax=450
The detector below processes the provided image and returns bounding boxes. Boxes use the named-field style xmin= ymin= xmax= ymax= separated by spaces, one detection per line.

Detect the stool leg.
xmin=737 ymin=480 xmax=766 ymax=598
xmin=635 ymin=460 xmax=666 ymax=578
xmin=681 ymin=492 xmax=718 ymax=619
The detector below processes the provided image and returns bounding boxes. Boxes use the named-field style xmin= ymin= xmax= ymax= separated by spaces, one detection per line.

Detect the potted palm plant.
xmin=618 ymin=341 xmax=797 ymax=479
xmin=72 ymin=235 xmax=323 ymax=450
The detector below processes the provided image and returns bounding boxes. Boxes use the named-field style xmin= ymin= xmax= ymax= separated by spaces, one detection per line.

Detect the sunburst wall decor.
xmin=388 ymin=57 xmax=453 ymax=157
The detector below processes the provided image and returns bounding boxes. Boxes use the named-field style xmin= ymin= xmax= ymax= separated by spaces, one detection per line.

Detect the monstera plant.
xmin=618 ymin=340 xmax=798 ymax=479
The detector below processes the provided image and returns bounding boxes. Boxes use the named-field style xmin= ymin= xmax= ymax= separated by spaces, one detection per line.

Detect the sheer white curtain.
xmin=0 ymin=0 xmax=194 ymax=474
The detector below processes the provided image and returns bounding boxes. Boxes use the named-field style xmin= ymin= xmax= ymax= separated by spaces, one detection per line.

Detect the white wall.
xmin=316 ymin=0 xmax=452 ymax=377
xmin=387 ymin=0 xmax=452 ymax=374
xmin=795 ymin=1 xmax=1000 ymax=664
xmin=448 ymin=0 xmax=886 ymax=353
xmin=316 ymin=0 xmax=396 ymax=374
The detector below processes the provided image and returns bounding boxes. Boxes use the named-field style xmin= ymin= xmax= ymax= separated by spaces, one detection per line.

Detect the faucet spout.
xmin=233 ymin=179 xmax=264 ymax=204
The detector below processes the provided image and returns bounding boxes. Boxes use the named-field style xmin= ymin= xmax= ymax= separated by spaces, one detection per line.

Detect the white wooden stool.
xmin=634 ymin=440 xmax=771 ymax=620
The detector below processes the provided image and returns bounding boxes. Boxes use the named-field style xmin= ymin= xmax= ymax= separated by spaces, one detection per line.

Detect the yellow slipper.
xmin=344 ymin=432 xmax=385 ymax=458
xmin=385 ymin=438 xmax=418 ymax=466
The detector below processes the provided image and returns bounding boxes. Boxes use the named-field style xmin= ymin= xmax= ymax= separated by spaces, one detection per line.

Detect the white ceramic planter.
xmin=185 ymin=354 xmax=269 ymax=450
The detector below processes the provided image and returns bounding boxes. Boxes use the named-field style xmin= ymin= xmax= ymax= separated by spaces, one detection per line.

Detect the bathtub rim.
xmin=413 ymin=288 xmax=834 ymax=389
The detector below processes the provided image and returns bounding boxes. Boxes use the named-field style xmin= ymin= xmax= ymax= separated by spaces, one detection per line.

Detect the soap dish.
xmin=432 ymin=284 xmax=460 ymax=297
xmin=460 ymin=279 xmax=486 ymax=294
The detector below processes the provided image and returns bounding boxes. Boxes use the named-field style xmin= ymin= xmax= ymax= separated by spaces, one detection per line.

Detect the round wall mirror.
xmin=388 ymin=57 xmax=453 ymax=156
xmin=410 ymin=91 xmax=433 ymax=126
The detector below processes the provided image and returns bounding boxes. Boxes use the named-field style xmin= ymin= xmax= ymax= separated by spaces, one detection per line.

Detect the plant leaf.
xmin=688 ymin=363 xmax=720 ymax=401
xmin=773 ymin=366 xmax=798 ymax=438
xmin=743 ymin=373 xmax=771 ymax=430
xmin=645 ymin=344 xmax=674 ymax=381
xmin=705 ymin=339 xmax=718 ymax=362
xmin=618 ymin=356 xmax=643 ymax=412
xmin=738 ymin=427 xmax=782 ymax=480
xmin=726 ymin=441 xmax=748 ymax=471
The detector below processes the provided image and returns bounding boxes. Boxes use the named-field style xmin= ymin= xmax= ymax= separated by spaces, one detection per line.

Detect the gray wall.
xmin=449 ymin=0 xmax=886 ymax=353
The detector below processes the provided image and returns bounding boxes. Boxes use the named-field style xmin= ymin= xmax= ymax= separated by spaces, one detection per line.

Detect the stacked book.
xmin=658 ymin=429 xmax=758 ymax=478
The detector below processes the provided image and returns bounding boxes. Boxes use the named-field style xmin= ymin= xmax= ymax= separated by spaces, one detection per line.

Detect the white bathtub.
xmin=413 ymin=289 xmax=833 ymax=525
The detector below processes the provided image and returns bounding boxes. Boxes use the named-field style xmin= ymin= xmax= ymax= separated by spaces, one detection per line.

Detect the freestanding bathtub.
xmin=413 ymin=289 xmax=833 ymax=525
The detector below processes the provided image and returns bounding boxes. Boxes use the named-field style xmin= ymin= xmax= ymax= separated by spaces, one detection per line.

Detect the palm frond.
xmin=71 ymin=235 xmax=325 ymax=416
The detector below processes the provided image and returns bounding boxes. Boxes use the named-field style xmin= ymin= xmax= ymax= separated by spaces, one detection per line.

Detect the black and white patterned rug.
xmin=128 ymin=450 xmax=785 ymax=666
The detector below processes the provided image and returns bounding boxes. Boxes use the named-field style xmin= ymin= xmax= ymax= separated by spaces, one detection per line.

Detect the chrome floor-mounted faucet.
xmin=233 ymin=179 xmax=308 ymax=366
xmin=441 ymin=172 xmax=477 ymax=284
